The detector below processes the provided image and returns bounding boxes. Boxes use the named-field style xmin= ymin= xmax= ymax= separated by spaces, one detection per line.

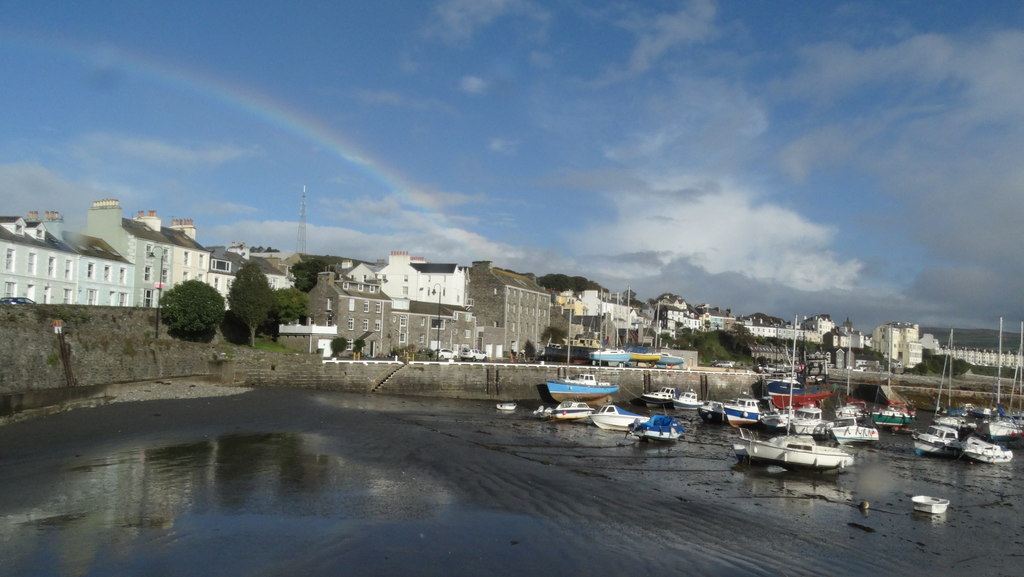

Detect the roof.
xmin=411 ymin=262 xmax=458 ymax=274
xmin=121 ymin=218 xmax=207 ymax=250
xmin=491 ymin=267 xmax=545 ymax=293
xmin=62 ymin=232 xmax=131 ymax=263
xmin=0 ymin=220 xmax=76 ymax=254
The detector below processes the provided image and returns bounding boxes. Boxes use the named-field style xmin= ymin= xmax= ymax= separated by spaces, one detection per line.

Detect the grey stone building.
xmin=467 ymin=261 xmax=550 ymax=359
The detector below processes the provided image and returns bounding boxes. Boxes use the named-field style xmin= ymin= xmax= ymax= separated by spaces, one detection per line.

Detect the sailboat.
xmin=871 ymin=324 xmax=916 ymax=431
xmin=978 ymin=318 xmax=1023 ymax=442
xmin=733 ymin=316 xmax=855 ymax=471
xmin=932 ymin=329 xmax=970 ymax=434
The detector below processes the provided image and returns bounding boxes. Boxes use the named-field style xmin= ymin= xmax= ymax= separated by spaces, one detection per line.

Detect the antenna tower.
xmin=296 ymin=185 xmax=307 ymax=254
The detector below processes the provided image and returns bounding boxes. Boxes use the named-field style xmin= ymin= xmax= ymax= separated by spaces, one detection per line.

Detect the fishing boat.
xmin=639 ymin=387 xmax=678 ymax=407
xmin=672 ymin=389 xmax=701 ymax=410
xmin=960 ymin=435 xmax=1013 ymax=464
xmin=758 ymin=408 xmax=792 ymax=433
xmin=764 ymin=378 xmax=834 ymax=409
xmin=871 ymin=402 xmax=915 ymax=430
xmin=534 ymin=401 xmax=595 ymax=420
xmin=698 ymin=400 xmax=727 ymax=424
xmin=628 ymin=414 xmax=685 ymax=442
xmin=589 ymin=404 xmax=650 ymax=431
xmin=835 ymin=400 xmax=868 ymax=419
xmin=540 ymin=373 xmax=619 ymax=402
xmin=912 ymin=424 xmax=963 ymax=458
xmin=723 ymin=397 xmax=762 ymax=427
xmin=790 ymin=405 xmax=827 ymax=435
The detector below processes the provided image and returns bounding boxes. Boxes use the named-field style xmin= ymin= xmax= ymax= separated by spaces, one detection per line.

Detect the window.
xmin=87 ymin=262 xmax=95 ymax=280
xmin=374 ymin=320 xmax=381 ymax=332
xmin=160 ymin=267 xmax=168 ymax=283
xmin=183 ymin=251 xmax=190 ymax=266
xmin=43 ymin=286 xmax=52 ymax=304
xmin=28 ymin=253 xmax=37 ymax=275
xmin=103 ymin=265 xmax=111 ymax=281
xmin=87 ymin=289 xmax=98 ymax=305
xmin=214 ymin=277 xmax=221 ymax=290
xmin=348 ymin=299 xmax=355 ymax=311
xmin=362 ymin=319 xmax=369 ymax=331
xmin=119 ymin=267 xmax=127 ymax=284
xmin=399 ymin=332 xmax=407 ymax=344
xmin=326 ymin=298 xmax=332 ymax=311
xmin=63 ymin=288 xmax=72 ymax=304
xmin=144 ymin=266 xmax=153 ymax=282
xmin=399 ymin=316 xmax=407 ymax=327
xmin=118 ymin=292 xmax=128 ymax=306
xmin=144 ymin=289 xmax=154 ymax=308
xmin=182 ymin=271 xmax=189 ymax=281
xmin=5 ymin=249 xmax=13 ymax=271
xmin=347 ymin=318 xmax=354 ymax=330
xmin=213 ymin=259 xmax=231 ymax=272
xmin=363 ymin=301 xmax=369 ymax=312
xmin=3 ymin=282 xmax=14 ymax=297
xmin=199 ymin=254 xmax=205 ymax=268
xmin=48 ymin=257 xmax=56 ymax=277
xmin=375 ymin=302 xmax=382 ymax=314
xmin=64 ymin=259 xmax=73 ymax=280
xmin=145 ymin=243 xmax=153 ymax=256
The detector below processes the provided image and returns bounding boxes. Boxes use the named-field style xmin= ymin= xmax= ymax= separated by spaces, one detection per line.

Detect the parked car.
xmin=436 ymin=348 xmax=456 ymax=360
xmin=0 ymin=297 xmax=35 ymax=304
xmin=460 ymin=348 xmax=486 ymax=361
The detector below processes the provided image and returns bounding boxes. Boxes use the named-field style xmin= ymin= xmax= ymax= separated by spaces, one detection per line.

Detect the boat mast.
xmin=996 ymin=317 xmax=1003 ymax=407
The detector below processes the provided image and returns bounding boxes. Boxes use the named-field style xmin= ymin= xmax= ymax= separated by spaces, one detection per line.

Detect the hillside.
xmin=921 ymin=327 xmax=1021 ymax=351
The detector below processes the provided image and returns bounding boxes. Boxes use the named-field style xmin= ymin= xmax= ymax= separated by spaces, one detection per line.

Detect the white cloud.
xmin=71 ymin=133 xmax=258 ymax=168
xmin=426 ymin=0 xmax=520 ymax=42
xmin=488 ymin=138 xmax=519 ymax=154
xmin=459 ymin=75 xmax=488 ymax=94
xmin=0 ymin=163 xmax=98 ymax=228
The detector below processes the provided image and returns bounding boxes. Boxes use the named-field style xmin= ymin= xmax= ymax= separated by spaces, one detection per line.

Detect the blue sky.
xmin=3 ymin=0 xmax=1024 ymax=333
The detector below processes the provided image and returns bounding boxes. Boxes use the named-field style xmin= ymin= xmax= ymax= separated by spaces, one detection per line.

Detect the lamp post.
xmin=149 ymin=247 xmax=166 ymax=337
xmin=431 ymin=283 xmax=442 ymax=352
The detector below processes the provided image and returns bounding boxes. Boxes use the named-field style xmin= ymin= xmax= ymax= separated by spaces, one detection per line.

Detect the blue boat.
xmin=589 ymin=349 xmax=632 ymax=367
xmin=541 ymin=373 xmax=619 ymax=402
xmin=628 ymin=414 xmax=685 ymax=442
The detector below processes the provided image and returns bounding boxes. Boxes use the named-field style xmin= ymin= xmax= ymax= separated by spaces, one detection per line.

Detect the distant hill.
xmin=921 ymin=327 xmax=1021 ymax=351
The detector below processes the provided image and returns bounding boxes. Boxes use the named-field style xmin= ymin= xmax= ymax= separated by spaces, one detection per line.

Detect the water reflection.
xmin=2 ymin=432 xmax=454 ymax=577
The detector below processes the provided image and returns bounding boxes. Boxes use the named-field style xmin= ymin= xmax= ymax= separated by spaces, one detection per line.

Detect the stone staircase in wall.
xmin=370 ymin=363 xmax=405 ymax=393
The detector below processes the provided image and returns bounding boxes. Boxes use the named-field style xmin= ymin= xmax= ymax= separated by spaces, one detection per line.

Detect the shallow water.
xmin=0 ymin=390 xmax=1020 ymax=576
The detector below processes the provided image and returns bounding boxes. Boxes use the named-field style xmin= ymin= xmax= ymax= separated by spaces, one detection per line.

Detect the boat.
xmin=764 ymin=377 xmax=834 ymax=409
xmin=789 ymin=405 xmax=826 ymax=435
xmin=540 ymin=373 xmax=619 ymax=402
xmin=871 ymin=402 xmax=916 ymax=430
xmin=698 ymin=400 xmax=727 ymax=424
xmin=496 ymin=402 xmax=517 ymax=412
xmin=627 ymin=351 xmax=661 ymax=365
xmin=538 ymin=332 xmax=602 ymax=364
xmin=639 ymin=387 xmax=678 ymax=407
xmin=590 ymin=404 xmax=650 ymax=431
xmin=733 ymin=427 xmax=854 ymax=471
xmin=912 ymin=424 xmax=963 ymax=458
xmin=758 ymin=408 xmax=792 ymax=433
xmin=672 ymin=389 xmax=701 ymax=410
xmin=977 ymin=409 xmax=1023 ymax=442
xmin=960 ymin=435 xmax=1013 ymax=464
xmin=534 ymin=401 xmax=595 ymax=420
xmin=628 ymin=414 xmax=685 ymax=442
xmin=827 ymin=417 xmax=879 ymax=445
xmin=835 ymin=400 xmax=868 ymax=419
xmin=655 ymin=353 xmax=686 ymax=368
xmin=912 ymin=495 xmax=949 ymax=514
xmin=589 ymin=348 xmax=631 ymax=367
xmin=723 ymin=397 xmax=762 ymax=427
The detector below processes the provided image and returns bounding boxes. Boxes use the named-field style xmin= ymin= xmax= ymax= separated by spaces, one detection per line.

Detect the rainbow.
xmin=3 ymin=32 xmax=465 ymax=236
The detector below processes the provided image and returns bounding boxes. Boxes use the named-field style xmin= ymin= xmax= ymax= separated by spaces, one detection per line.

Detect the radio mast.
xmin=296 ymin=185 xmax=307 ymax=254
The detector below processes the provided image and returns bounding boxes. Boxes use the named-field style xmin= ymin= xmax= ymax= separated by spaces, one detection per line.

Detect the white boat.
xmin=912 ymin=495 xmax=949 ymax=514
xmin=790 ymin=406 xmax=826 ymax=435
xmin=496 ymin=402 xmax=517 ymax=412
xmin=723 ymin=397 xmax=762 ymax=427
xmin=655 ymin=353 xmax=686 ymax=367
xmin=961 ymin=435 xmax=1013 ymax=464
xmin=672 ymin=389 xmax=701 ymax=410
xmin=734 ymin=427 xmax=854 ymax=471
xmin=534 ymin=401 xmax=594 ymax=420
xmin=589 ymin=348 xmax=631 ymax=367
xmin=912 ymin=424 xmax=963 ymax=458
xmin=640 ymin=387 xmax=678 ymax=407
xmin=589 ymin=404 xmax=650 ymax=431
xmin=758 ymin=408 xmax=792 ymax=432
xmin=541 ymin=373 xmax=619 ymax=402
xmin=835 ymin=400 xmax=868 ymax=419
xmin=628 ymin=414 xmax=685 ymax=442
xmin=827 ymin=417 xmax=879 ymax=445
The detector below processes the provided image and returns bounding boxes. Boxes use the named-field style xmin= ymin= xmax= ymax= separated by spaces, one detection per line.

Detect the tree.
xmin=290 ymin=257 xmax=330 ymax=292
xmin=272 ymin=287 xmax=308 ymax=325
xmin=353 ymin=338 xmax=366 ymax=359
xmin=228 ymin=262 xmax=275 ymax=346
xmin=540 ymin=325 xmax=567 ymax=344
xmin=159 ymin=280 xmax=225 ymax=341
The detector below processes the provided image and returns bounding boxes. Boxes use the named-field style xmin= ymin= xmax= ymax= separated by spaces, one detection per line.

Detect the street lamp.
xmin=431 ymin=283 xmax=442 ymax=352
xmin=149 ymin=247 xmax=166 ymax=337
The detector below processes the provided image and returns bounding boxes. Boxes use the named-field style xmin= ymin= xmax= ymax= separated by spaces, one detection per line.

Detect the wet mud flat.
xmin=0 ymin=388 xmax=1020 ymax=577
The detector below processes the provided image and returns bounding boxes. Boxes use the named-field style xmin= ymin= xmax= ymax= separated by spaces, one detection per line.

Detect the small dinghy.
xmin=912 ymin=495 xmax=949 ymax=514
xmin=496 ymin=402 xmax=517 ymax=412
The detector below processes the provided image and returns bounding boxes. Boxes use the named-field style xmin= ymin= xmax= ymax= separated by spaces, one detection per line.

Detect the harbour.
xmin=1 ymin=386 xmax=1019 ymax=576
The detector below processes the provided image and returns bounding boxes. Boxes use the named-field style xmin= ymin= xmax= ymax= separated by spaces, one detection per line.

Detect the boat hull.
xmin=738 ymin=431 xmax=854 ymax=471
xmin=543 ymin=382 xmax=619 ymax=402
xmin=590 ymin=405 xmax=649 ymax=431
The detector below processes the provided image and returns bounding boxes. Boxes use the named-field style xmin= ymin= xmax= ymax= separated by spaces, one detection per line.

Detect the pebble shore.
xmin=107 ymin=380 xmax=252 ymax=404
